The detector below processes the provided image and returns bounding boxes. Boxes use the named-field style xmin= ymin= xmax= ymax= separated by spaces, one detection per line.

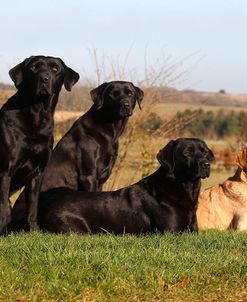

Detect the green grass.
xmin=0 ymin=231 xmax=246 ymax=301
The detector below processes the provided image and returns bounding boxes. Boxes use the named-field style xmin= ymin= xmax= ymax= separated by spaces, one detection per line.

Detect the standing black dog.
xmin=37 ymin=138 xmax=214 ymax=234
xmin=10 ymin=81 xmax=144 ymax=231
xmin=0 ymin=55 xmax=79 ymax=233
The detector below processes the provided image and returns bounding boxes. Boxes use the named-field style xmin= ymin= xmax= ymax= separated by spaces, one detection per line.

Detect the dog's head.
xmin=90 ymin=81 xmax=144 ymax=120
xmin=9 ymin=55 xmax=80 ymax=97
xmin=157 ymin=138 xmax=214 ymax=182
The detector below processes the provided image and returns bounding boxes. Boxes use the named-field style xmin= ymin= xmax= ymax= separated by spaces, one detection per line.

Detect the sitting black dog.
xmin=37 ymin=138 xmax=214 ymax=234
xmin=10 ymin=81 xmax=143 ymax=231
xmin=0 ymin=55 xmax=79 ymax=233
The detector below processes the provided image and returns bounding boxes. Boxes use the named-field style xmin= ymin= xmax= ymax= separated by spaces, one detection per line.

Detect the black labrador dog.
xmin=37 ymin=138 xmax=214 ymax=234
xmin=10 ymin=81 xmax=144 ymax=231
xmin=0 ymin=55 xmax=79 ymax=233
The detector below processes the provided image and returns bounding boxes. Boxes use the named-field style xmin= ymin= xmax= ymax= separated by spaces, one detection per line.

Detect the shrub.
xmin=140 ymin=112 xmax=163 ymax=134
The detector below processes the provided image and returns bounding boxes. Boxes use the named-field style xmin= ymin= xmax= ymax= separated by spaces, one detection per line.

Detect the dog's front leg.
xmin=79 ymin=175 xmax=99 ymax=192
xmin=0 ymin=174 xmax=11 ymax=234
xmin=188 ymin=214 xmax=198 ymax=233
xmin=25 ymin=173 xmax=43 ymax=231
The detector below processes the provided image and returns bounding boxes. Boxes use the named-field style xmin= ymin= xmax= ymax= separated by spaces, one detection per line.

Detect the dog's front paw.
xmin=0 ymin=220 xmax=7 ymax=236
xmin=29 ymin=222 xmax=40 ymax=231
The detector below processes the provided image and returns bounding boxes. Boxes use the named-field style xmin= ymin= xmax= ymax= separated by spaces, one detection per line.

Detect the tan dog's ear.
xmin=236 ymin=147 xmax=247 ymax=172
xmin=90 ymin=82 xmax=109 ymax=110
xmin=157 ymin=140 xmax=177 ymax=178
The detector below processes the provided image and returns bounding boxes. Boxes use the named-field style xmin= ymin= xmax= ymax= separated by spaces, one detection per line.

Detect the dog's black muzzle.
xmin=119 ymin=99 xmax=133 ymax=117
xmin=198 ymin=160 xmax=211 ymax=178
xmin=36 ymin=72 xmax=53 ymax=96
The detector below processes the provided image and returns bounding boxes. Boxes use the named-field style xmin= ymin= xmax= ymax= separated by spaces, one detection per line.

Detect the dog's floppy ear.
xmin=133 ymin=85 xmax=144 ymax=110
xmin=64 ymin=67 xmax=80 ymax=91
xmin=207 ymin=147 xmax=215 ymax=162
xmin=90 ymin=82 xmax=109 ymax=110
xmin=157 ymin=140 xmax=177 ymax=177
xmin=9 ymin=56 xmax=36 ymax=88
xmin=9 ymin=63 xmax=23 ymax=88
xmin=236 ymin=147 xmax=247 ymax=172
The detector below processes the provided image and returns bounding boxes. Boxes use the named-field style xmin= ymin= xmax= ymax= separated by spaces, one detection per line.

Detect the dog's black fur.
xmin=0 ymin=55 xmax=79 ymax=233
xmin=37 ymin=138 xmax=214 ymax=234
xmin=10 ymin=81 xmax=144 ymax=231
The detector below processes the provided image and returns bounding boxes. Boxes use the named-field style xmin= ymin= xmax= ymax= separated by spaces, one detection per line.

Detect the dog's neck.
xmin=142 ymin=167 xmax=201 ymax=207
xmin=2 ymin=90 xmax=59 ymax=136
xmin=83 ymin=107 xmax=129 ymax=141
xmin=2 ymin=90 xmax=59 ymax=113
xmin=228 ymin=167 xmax=247 ymax=183
xmin=90 ymin=106 xmax=129 ymax=124
xmin=221 ymin=167 xmax=247 ymax=207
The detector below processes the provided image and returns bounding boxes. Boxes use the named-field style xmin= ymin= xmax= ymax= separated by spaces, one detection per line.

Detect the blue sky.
xmin=0 ymin=0 xmax=247 ymax=93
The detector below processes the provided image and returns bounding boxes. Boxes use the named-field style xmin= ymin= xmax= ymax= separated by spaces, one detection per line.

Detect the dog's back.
xmin=38 ymin=138 xmax=214 ymax=234
xmin=198 ymin=183 xmax=236 ymax=230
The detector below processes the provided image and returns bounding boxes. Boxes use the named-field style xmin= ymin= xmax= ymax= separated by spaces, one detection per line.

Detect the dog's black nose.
xmin=200 ymin=161 xmax=210 ymax=169
xmin=41 ymin=73 xmax=50 ymax=83
xmin=123 ymin=99 xmax=130 ymax=107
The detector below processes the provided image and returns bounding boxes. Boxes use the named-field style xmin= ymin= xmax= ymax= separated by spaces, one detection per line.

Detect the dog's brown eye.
xmin=31 ymin=64 xmax=38 ymax=72
xmin=199 ymin=147 xmax=207 ymax=154
xmin=112 ymin=91 xmax=120 ymax=97
xmin=184 ymin=148 xmax=193 ymax=156
xmin=50 ymin=65 xmax=59 ymax=73
xmin=126 ymin=90 xmax=133 ymax=97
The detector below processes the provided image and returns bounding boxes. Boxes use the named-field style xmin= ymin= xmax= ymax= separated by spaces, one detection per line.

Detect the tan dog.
xmin=197 ymin=148 xmax=247 ymax=231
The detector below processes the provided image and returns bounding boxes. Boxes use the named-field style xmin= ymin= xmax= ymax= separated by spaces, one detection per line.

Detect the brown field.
xmin=0 ymin=88 xmax=15 ymax=104
xmin=201 ymin=91 xmax=247 ymax=102
xmin=54 ymin=110 xmax=83 ymax=123
xmin=153 ymin=102 xmax=247 ymax=120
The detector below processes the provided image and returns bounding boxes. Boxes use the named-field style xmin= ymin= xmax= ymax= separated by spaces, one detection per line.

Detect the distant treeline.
xmin=182 ymin=109 xmax=247 ymax=139
xmin=58 ymin=86 xmax=247 ymax=111
xmin=141 ymin=109 xmax=247 ymax=140
xmin=1 ymin=83 xmax=247 ymax=110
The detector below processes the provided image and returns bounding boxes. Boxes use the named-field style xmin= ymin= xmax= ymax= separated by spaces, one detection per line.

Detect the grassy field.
xmin=0 ymin=231 xmax=246 ymax=301
xmin=153 ymin=102 xmax=247 ymax=120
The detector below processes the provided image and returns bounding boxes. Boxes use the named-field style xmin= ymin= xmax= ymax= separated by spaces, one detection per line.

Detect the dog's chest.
xmin=10 ymin=140 xmax=51 ymax=191
xmin=97 ymin=144 xmax=118 ymax=181
xmin=27 ymin=135 xmax=50 ymax=152
xmin=25 ymin=137 xmax=51 ymax=171
xmin=14 ymin=136 xmax=50 ymax=172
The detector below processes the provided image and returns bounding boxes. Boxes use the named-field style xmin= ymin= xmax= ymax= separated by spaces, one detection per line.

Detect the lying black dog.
xmin=10 ymin=81 xmax=143 ymax=231
xmin=0 ymin=55 xmax=79 ymax=233
xmin=37 ymin=138 xmax=214 ymax=234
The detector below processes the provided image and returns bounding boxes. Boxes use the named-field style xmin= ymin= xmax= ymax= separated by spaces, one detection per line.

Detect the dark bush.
xmin=140 ymin=112 xmax=163 ymax=133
